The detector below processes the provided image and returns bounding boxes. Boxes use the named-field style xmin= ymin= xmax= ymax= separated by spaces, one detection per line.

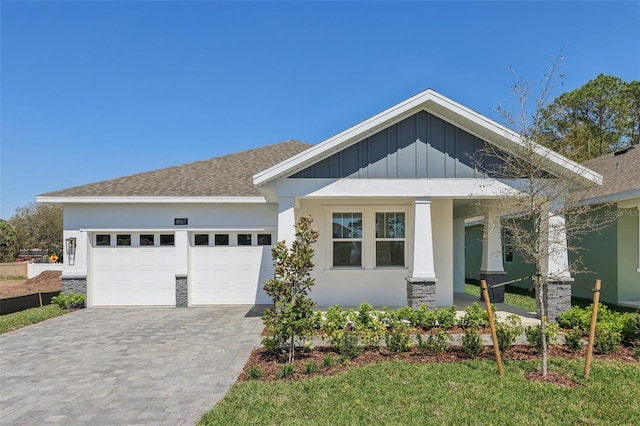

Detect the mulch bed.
xmin=240 ymin=344 xmax=638 ymax=386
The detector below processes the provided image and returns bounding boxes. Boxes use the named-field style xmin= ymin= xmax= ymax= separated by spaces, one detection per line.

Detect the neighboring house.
xmin=38 ymin=89 xmax=602 ymax=310
xmin=571 ymin=146 xmax=640 ymax=307
xmin=465 ymin=146 xmax=640 ymax=308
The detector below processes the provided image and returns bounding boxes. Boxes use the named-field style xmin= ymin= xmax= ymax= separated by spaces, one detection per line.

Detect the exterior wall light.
xmin=66 ymin=237 xmax=77 ymax=265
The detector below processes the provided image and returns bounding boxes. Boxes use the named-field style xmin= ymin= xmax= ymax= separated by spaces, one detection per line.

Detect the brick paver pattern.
xmin=0 ymin=306 xmax=264 ymax=425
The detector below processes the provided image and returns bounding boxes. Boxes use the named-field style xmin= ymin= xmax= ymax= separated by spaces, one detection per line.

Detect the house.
xmin=37 ymin=89 xmax=602 ymax=311
xmin=571 ymin=146 xmax=640 ymax=307
xmin=465 ymin=146 xmax=640 ymax=309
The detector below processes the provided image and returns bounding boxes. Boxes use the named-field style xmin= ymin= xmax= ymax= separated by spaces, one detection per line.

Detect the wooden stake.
xmin=481 ymin=280 xmax=504 ymax=376
xmin=38 ymin=291 xmax=43 ymax=308
xmin=584 ymin=279 xmax=601 ymax=379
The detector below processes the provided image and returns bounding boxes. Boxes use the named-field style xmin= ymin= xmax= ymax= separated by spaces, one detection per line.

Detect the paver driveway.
xmin=0 ymin=306 xmax=264 ymax=425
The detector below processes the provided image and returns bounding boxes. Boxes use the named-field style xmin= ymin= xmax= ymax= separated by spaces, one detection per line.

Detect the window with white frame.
xmin=375 ymin=212 xmax=405 ymax=267
xmin=332 ymin=212 xmax=362 ymax=267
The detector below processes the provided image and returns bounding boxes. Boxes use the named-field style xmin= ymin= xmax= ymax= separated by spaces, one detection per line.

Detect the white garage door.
xmin=91 ymin=242 xmax=176 ymax=306
xmin=190 ymin=245 xmax=273 ymax=305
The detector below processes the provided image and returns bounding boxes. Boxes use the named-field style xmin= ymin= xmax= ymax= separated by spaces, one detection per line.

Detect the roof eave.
xmin=36 ymin=196 xmax=268 ymax=204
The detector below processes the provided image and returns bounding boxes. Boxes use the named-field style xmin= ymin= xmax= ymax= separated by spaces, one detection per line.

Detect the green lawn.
xmin=199 ymin=358 xmax=640 ymax=425
xmin=465 ymin=282 xmax=537 ymax=312
xmin=0 ymin=305 xmax=69 ymax=334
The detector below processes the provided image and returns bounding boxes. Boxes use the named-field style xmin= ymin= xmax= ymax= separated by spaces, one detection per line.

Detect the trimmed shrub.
xmin=564 ymin=327 xmax=584 ymax=352
xmin=525 ymin=323 xmax=559 ymax=354
xmin=435 ymin=306 xmax=457 ymax=330
xmin=461 ymin=327 xmax=483 ymax=359
xmin=594 ymin=323 xmax=621 ymax=354
xmin=416 ymin=330 xmax=449 ymax=355
xmin=495 ymin=314 xmax=523 ymax=352
xmin=621 ymin=312 xmax=640 ymax=344
xmin=51 ymin=293 xmax=86 ymax=309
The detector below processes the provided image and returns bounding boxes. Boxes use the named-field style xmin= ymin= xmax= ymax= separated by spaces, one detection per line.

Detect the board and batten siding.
xmin=291 ymin=111 xmax=501 ymax=179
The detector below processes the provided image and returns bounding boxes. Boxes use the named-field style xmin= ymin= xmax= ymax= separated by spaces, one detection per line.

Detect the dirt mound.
xmin=0 ymin=270 xmax=62 ymax=299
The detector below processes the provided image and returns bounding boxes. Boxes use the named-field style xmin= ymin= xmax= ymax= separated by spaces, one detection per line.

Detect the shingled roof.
xmin=40 ymin=140 xmax=311 ymax=198
xmin=575 ymin=145 xmax=640 ymax=202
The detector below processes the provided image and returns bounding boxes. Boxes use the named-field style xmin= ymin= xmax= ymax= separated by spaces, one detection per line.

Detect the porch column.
xmin=453 ymin=217 xmax=466 ymax=293
xmin=277 ymin=197 xmax=296 ymax=245
xmin=406 ymin=198 xmax=437 ymax=309
xmin=539 ymin=211 xmax=573 ymax=321
xmin=480 ymin=208 xmax=506 ymax=303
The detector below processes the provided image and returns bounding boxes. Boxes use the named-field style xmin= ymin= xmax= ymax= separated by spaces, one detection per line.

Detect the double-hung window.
xmin=375 ymin=212 xmax=405 ymax=267
xmin=332 ymin=212 xmax=362 ymax=267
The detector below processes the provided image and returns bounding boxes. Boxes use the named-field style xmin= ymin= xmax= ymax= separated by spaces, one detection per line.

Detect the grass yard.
xmin=199 ymin=358 xmax=640 ymax=425
xmin=465 ymin=282 xmax=537 ymax=312
xmin=0 ymin=305 xmax=69 ymax=334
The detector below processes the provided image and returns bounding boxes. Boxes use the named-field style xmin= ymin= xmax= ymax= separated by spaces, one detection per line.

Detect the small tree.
xmin=9 ymin=202 xmax=63 ymax=258
xmin=479 ymin=53 xmax=614 ymax=376
xmin=0 ymin=219 xmax=18 ymax=262
xmin=262 ymin=214 xmax=319 ymax=363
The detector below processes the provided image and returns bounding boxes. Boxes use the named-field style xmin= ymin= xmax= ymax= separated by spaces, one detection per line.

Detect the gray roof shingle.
xmin=575 ymin=145 xmax=640 ymax=202
xmin=40 ymin=140 xmax=311 ymax=198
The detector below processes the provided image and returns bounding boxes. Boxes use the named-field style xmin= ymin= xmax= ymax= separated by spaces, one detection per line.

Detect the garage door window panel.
xmin=140 ymin=234 xmax=155 ymax=246
xmin=238 ymin=234 xmax=252 ymax=246
xmin=160 ymin=234 xmax=175 ymax=246
xmin=194 ymin=234 xmax=209 ymax=246
xmin=215 ymin=234 xmax=229 ymax=246
xmin=117 ymin=234 xmax=132 ymax=246
xmin=96 ymin=234 xmax=111 ymax=246
xmin=258 ymin=234 xmax=272 ymax=245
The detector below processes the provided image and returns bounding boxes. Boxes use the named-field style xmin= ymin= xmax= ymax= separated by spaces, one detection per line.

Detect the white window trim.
xmin=327 ymin=206 xmax=409 ymax=271
xmin=329 ymin=210 xmax=364 ymax=269
xmin=374 ymin=211 xmax=407 ymax=268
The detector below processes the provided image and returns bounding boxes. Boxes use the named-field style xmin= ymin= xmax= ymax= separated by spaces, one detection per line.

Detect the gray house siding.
xmin=291 ymin=111 xmax=499 ymax=179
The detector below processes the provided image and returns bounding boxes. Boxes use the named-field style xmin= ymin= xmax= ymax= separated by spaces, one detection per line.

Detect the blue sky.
xmin=1 ymin=1 xmax=639 ymax=219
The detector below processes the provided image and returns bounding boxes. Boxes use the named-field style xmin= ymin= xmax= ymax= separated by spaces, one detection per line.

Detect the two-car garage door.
xmin=89 ymin=231 xmax=272 ymax=306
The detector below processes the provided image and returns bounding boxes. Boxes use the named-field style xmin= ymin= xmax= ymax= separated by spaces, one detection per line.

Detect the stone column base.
xmin=406 ymin=278 xmax=436 ymax=310
xmin=61 ymin=276 xmax=87 ymax=298
xmin=479 ymin=271 xmax=507 ymax=303
xmin=176 ymin=275 xmax=188 ymax=307
xmin=536 ymin=279 xmax=573 ymax=322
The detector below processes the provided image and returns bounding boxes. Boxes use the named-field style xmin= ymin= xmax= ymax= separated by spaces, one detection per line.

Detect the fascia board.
xmin=253 ymin=88 xmax=602 ymax=188
xmin=36 ymin=196 xmax=268 ymax=204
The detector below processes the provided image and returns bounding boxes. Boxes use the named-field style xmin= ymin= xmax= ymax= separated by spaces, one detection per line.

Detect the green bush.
xmin=525 ymin=323 xmax=559 ymax=354
xmin=416 ymin=330 xmax=449 ymax=355
xmin=247 ymin=364 xmax=262 ymax=380
xmin=50 ymin=292 xmax=86 ymax=309
xmin=557 ymin=306 xmax=589 ymax=330
xmin=564 ymin=327 xmax=584 ymax=352
xmin=304 ymin=361 xmax=319 ymax=375
xmin=322 ymin=354 xmax=334 ymax=368
xmin=461 ymin=327 xmax=483 ymax=359
xmin=435 ymin=306 xmax=457 ymax=330
xmin=277 ymin=363 xmax=295 ymax=379
xmin=594 ymin=323 xmax=621 ymax=354
xmin=354 ymin=303 xmax=385 ymax=349
xmin=495 ymin=315 xmax=523 ymax=352
xmin=414 ymin=304 xmax=438 ymax=329
xmin=384 ymin=319 xmax=412 ymax=353
xmin=621 ymin=312 xmax=640 ymax=344
xmin=458 ymin=302 xmax=491 ymax=329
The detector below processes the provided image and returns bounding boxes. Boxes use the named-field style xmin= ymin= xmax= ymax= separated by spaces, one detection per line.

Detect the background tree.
xmin=541 ymin=74 xmax=638 ymax=161
xmin=262 ymin=214 xmax=320 ymax=363
xmin=0 ymin=219 xmax=19 ymax=263
xmin=482 ymin=55 xmax=613 ymax=376
xmin=8 ymin=202 xmax=63 ymax=258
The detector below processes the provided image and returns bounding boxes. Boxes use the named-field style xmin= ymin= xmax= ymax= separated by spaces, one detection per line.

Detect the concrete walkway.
xmin=0 ymin=306 xmax=264 ymax=425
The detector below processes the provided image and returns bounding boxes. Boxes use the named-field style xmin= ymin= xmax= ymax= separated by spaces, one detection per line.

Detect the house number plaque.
xmin=174 ymin=218 xmax=188 ymax=226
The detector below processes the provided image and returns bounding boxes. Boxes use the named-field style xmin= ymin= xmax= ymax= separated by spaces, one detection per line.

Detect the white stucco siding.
xmin=298 ymin=198 xmax=412 ymax=307
xmin=64 ymin=203 xmax=278 ymax=230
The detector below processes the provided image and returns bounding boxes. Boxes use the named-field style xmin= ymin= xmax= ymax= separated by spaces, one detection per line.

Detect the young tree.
xmin=262 ymin=214 xmax=320 ymax=363
xmin=9 ymin=202 xmax=63 ymax=258
xmin=481 ymin=54 xmax=613 ymax=376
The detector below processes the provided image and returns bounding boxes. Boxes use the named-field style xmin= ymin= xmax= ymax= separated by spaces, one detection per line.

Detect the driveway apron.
xmin=0 ymin=306 xmax=264 ymax=425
